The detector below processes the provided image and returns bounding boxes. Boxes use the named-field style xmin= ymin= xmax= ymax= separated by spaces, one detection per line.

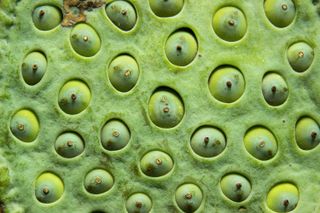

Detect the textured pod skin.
xmin=287 ymin=42 xmax=314 ymax=72
xmin=262 ymin=72 xmax=288 ymax=106
xmin=35 ymin=172 xmax=64 ymax=203
xmin=54 ymin=132 xmax=84 ymax=158
xmin=267 ymin=183 xmax=299 ymax=212
xmin=106 ymin=1 xmax=137 ymax=31
xmin=264 ymin=0 xmax=296 ymax=28
xmin=32 ymin=5 xmax=62 ymax=31
xmin=149 ymin=0 xmax=184 ymax=17
xmin=126 ymin=193 xmax=152 ymax=213
xmin=140 ymin=150 xmax=173 ymax=177
xmin=84 ymin=169 xmax=114 ymax=194
xmin=175 ymin=183 xmax=203 ymax=212
xmin=220 ymin=174 xmax=251 ymax=202
xmin=21 ymin=52 xmax=47 ymax=85
xmin=295 ymin=117 xmax=320 ymax=150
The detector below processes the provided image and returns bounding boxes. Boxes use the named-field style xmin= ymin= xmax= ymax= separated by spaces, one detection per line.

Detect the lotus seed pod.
xmin=295 ymin=117 xmax=320 ymax=150
xmin=84 ymin=169 xmax=114 ymax=194
xmin=264 ymin=0 xmax=296 ymax=28
xmin=262 ymin=73 xmax=288 ymax=106
xmin=10 ymin=109 xmax=40 ymax=142
xmin=212 ymin=7 xmax=247 ymax=42
xmin=70 ymin=23 xmax=101 ymax=57
xmin=148 ymin=89 xmax=184 ymax=128
xmin=100 ymin=119 xmax=130 ymax=151
xmin=208 ymin=66 xmax=245 ymax=103
xmin=106 ymin=1 xmax=137 ymax=31
xmin=108 ymin=55 xmax=139 ymax=92
xmin=21 ymin=52 xmax=47 ymax=85
xmin=267 ymin=183 xmax=299 ymax=212
xmin=220 ymin=174 xmax=251 ymax=202
xmin=126 ymin=193 xmax=152 ymax=213
xmin=140 ymin=150 xmax=173 ymax=177
xmin=287 ymin=42 xmax=314 ymax=72
xmin=149 ymin=0 xmax=184 ymax=17
xmin=165 ymin=31 xmax=198 ymax=66
xmin=32 ymin=5 xmax=62 ymax=31
xmin=54 ymin=132 xmax=85 ymax=158
xmin=58 ymin=80 xmax=91 ymax=115
xmin=35 ymin=172 xmax=64 ymax=203
xmin=190 ymin=126 xmax=226 ymax=158
xmin=244 ymin=127 xmax=278 ymax=160
xmin=175 ymin=183 xmax=203 ymax=212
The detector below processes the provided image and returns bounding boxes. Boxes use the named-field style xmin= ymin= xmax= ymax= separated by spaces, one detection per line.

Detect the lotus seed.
xmin=149 ymin=0 xmax=184 ymax=17
xmin=126 ymin=193 xmax=152 ymax=213
xmin=295 ymin=117 xmax=320 ymax=150
xmin=287 ymin=42 xmax=314 ymax=72
xmin=212 ymin=7 xmax=247 ymax=42
xmin=220 ymin=174 xmax=251 ymax=202
xmin=58 ymin=80 xmax=91 ymax=115
xmin=175 ymin=183 xmax=203 ymax=212
xmin=106 ymin=1 xmax=137 ymax=31
xmin=165 ymin=30 xmax=198 ymax=66
xmin=35 ymin=172 xmax=64 ymax=203
xmin=244 ymin=127 xmax=278 ymax=160
xmin=100 ymin=119 xmax=130 ymax=151
xmin=267 ymin=183 xmax=299 ymax=212
xmin=54 ymin=132 xmax=85 ymax=158
xmin=208 ymin=66 xmax=245 ymax=103
xmin=262 ymin=72 xmax=289 ymax=106
xmin=264 ymin=0 xmax=296 ymax=28
xmin=10 ymin=109 xmax=40 ymax=142
xmin=21 ymin=52 xmax=47 ymax=85
xmin=84 ymin=169 xmax=114 ymax=194
xmin=32 ymin=5 xmax=62 ymax=31
xmin=140 ymin=150 xmax=173 ymax=177
xmin=70 ymin=23 xmax=101 ymax=57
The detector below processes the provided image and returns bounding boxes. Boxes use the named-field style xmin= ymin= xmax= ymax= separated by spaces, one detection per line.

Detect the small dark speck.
xmin=282 ymin=119 xmax=286 ymax=123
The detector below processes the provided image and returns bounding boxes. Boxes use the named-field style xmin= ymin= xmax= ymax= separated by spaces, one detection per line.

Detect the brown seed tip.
xmin=17 ymin=124 xmax=25 ymax=131
xmin=121 ymin=9 xmax=128 ymax=16
xmin=32 ymin=64 xmax=38 ymax=72
xmin=281 ymin=4 xmax=288 ymax=11
xmin=67 ymin=141 xmax=73 ymax=147
xmin=39 ymin=10 xmax=45 ymax=18
xmin=226 ymin=80 xmax=232 ymax=88
xmin=95 ymin=177 xmax=102 ymax=184
xmin=236 ymin=183 xmax=242 ymax=190
xmin=271 ymin=86 xmax=277 ymax=93
xmin=204 ymin=136 xmax=209 ymax=145
xmin=43 ymin=187 xmax=49 ymax=194
xmin=283 ymin=199 xmax=289 ymax=207
xmin=135 ymin=201 xmax=142 ymax=208
xmin=298 ymin=51 xmax=304 ymax=58
xmin=228 ymin=20 xmax=235 ymax=26
xmin=176 ymin=45 xmax=182 ymax=52
xmin=185 ymin=193 xmax=192 ymax=199
xmin=311 ymin=131 xmax=317 ymax=140
xmin=71 ymin=94 xmax=77 ymax=102
xmin=124 ymin=69 xmax=131 ymax=77
xmin=259 ymin=141 xmax=265 ymax=148
xmin=112 ymin=130 xmax=120 ymax=137
xmin=155 ymin=158 xmax=162 ymax=165
xmin=83 ymin=36 xmax=89 ymax=42
xmin=163 ymin=107 xmax=170 ymax=113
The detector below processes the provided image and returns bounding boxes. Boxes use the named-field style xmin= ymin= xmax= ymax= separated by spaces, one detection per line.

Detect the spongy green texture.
xmin=1 ymin=0 xmax=320 ymax=212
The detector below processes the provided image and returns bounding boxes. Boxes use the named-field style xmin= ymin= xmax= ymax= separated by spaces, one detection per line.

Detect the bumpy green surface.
xmin=1 ymin=0 xmax=320 ymax=212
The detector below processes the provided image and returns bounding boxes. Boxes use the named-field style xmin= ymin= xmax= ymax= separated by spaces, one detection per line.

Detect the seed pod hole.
xmin=84 ymin=169 xmax=114 ymax=194
xmin=267 ymin=183 xmax=299 ymax=212
xmin=140 ymin=150 xmax=173 ymax=177
xmin=264 ymin=0 xmax=296 ymax=28
xmin=35 ymin=172 xmax=64 ymax=203
xmin=32 ymin=5 xmax=62 ymax=31
xmin=149 ymin=0 xmax=184 ymax=17
xmin=287 ymin=42 xmax=314 ymax=72
xmin=262 ymin=72 xmax=289 ymax=106
xmin=21 ymin=51 xmax=47 ymax=85
xmin=54 ymin=132 xmax=85 ymax=158
xmin=220 ymin=173 xmax=251 ymax=202
xmin=175 ymin=183 xmax=203 ymax=212
xmin=295 ymin=117 xmax=320 ymax=150
xmin=106 ymin=1 xmax=137 ymax=31
xmin=126 ymin=193 xmax=152 ymax=213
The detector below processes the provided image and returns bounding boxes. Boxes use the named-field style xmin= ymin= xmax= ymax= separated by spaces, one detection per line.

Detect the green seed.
xmin=100 ymin=119 xmax=130 ymax=151
xmin=262 ymin=72 xmax=289 ymax=106
xmin=190 ymin=126 xmax=226 ymax=158
xmin=10 ymin=109 xmax=40 ymax=142
xmin=165 ymin=31 xmax=198 ymax=66
xmin=148 ymin=89 xmax=184 ymax=128
xmin=149 ymin=0 xmax=184 ymax=17
xmin=212 ymin=7 xmax=247 ymax=42
xmin=295 ymin=117 xmax=320 ymax=150
xmin=108 ymin=55 xmax=139 ymax=92
xmin=264 ymin=0 xmax=296 ymax=28
xmin=287 ymin=42 xmax=314 ymax=72
xmin=220 ymin=174 xmax=251 ymax=202
xmin=267 ymin=183 xmax=299 ymax=212
xmin=21 ymin=52 xmax=47 ymax=85
xmin=106 ymin=1 xmax=137 ymax=31
xmin=54 ymin=132 xmax=85 ymax=158
xmin=84 ymin=169 xmax=114 ymax=194
xmin=58 ymin=80 xmax=91 ymax=115
xmin=140 ymin=150 xmax=173 ymax=177
xmin=35 ymin=172 xmax=64 ymax=203
xmin=175 ymin=183 xmax=203 ymax=212
xmin=208 ymin=66 xmax=245 ymax=103
xmin=126 ymin=193 xmax=152 ymax=213
xmin=32 ymin=5 xmax=62 ymax=31
xmin=244 ymin=127 xmax=278 ymax=160
xmin=70 ymin=23 xmax=101 ymax=57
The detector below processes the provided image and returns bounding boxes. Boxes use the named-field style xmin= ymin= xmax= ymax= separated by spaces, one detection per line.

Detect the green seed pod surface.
xmin=100 ymin=119 xmax=131 ymax=151
xmin=212 ymin=7 xmax=247 ymax=42
xmin=190 ymin=126 xmax=226 ymax=158
xmin=10 ymin=109 xmax=40 ymax=142
xmin=54 ymin=132 xmax=85 ymax=158
xmin=244 ymin=127 xmax=278 ymax=160
xmin=220 ymin=174 xmax=251 ymax=202
xmin=58 ymin=80 xmax=91 ymax=115
xmin=21 ymin=51 xmax=47 ymax=85
xmin=148 ymin=89 xmax=184 ymax=128
xmin=208 ymin=66 xmax=245 ymax=103
xmin=70 ymin=23 xmax=101 ymax=57
xmin=84 ymin=169 xmax=114 ymax=194
xmin=106 ymin=1 xmax=137 ymax=31
xmin=149 ymin=0 xmax=184 ymax=17
xmin=175 ymin=183 xmax=203 ymax=212
xmin=165 ymin=31 xmax=198 ymax=66
xmin=140 ymin=150 xmax=173 ymax=177
xmin=287 ymin=42 xmax=314 ymax=72
xmin=262 ymin=72 xmax=289 ymax=106
xmin=126 ymin=193 xmax=152 ymax=213
xmin=108 ymin=55 xmax=139 ymax=92
xmin=35 ymin=172 xmax=64 ymax=204
xmin=267 ymin=183 xmax=299 ymax=212
xmin=264 ymin=0 xmax=296 ymax=28
xmin=295 ymin=117 xmax=320 ymax=150
xmin=32 ymin=5 xmax=62 ymax=31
